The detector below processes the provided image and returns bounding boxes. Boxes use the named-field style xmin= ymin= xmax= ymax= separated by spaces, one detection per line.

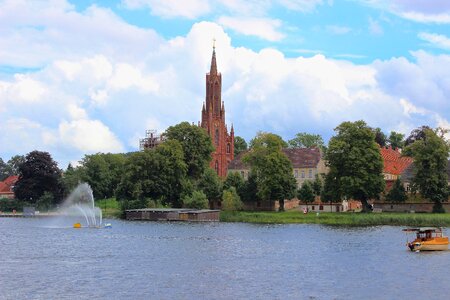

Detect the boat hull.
xmin=408 ymin=238 xmax=449 ymax=251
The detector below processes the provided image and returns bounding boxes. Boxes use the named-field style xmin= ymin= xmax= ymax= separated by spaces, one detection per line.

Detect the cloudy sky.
xmin=1 ymin=0 xmax=449 ymax=168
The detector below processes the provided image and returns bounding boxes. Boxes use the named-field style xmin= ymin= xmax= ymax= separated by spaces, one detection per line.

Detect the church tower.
xmin=201 ymin=45 xmax=234 ymax=177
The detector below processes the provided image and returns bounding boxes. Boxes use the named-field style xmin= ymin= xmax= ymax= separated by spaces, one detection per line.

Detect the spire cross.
xmin=213 ymin=38 xmax=216 ymax=50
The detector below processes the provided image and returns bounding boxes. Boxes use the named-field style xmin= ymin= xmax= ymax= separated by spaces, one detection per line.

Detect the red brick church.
xmin=200 ymin=46 xmax=234 ymax=177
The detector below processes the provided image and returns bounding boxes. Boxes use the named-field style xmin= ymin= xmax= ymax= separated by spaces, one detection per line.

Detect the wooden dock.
xmin=125 ymin=208 xmax=220 ymax=222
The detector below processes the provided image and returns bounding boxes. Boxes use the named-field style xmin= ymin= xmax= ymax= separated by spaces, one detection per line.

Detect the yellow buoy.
xmin=73 ymin=222 xmax=81 ymax=228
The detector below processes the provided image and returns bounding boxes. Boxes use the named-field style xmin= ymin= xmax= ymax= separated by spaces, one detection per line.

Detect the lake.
xmin=0 ymin=218 xmax=449 ymax=299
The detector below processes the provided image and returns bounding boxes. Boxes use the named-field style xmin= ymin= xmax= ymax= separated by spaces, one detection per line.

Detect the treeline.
xmin=2 ymin=121 xmax=449 ymax=214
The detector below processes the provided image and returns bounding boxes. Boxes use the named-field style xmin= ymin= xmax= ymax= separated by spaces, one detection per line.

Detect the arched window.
xmin=215 ymin=128 xmax=219 ymax=146
xmin=215 ymin=160 xmax=219 ymax=174
xmin=226 ymin=143 xmax=230 ymax=153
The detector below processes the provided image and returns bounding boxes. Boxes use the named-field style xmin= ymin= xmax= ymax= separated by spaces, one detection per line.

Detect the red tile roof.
xmin=3 ymin=175 xmax=18 ymax=186
xmin=0 ymin=182 xmax=8 ymax=193
xmin=380 ymin=147 xmax=413 ymax=175
xmin=0 ymin=175 xmax=18 ymax=194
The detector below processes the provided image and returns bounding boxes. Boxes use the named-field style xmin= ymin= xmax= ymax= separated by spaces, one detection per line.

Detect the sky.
xmin=1 ymin=0 xmax=450 ymax=168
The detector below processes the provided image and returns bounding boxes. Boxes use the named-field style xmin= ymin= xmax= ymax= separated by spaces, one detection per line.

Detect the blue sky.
xmin=0 ymin=0 xmax=449 ymax=167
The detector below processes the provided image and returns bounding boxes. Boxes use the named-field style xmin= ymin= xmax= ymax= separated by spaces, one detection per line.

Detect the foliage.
xmin=0 ymin=155 xmax=25 ymax=180
xmin=312 ymin=174 xmax=323 ymax=196
xmin=62 ymin=163 xmax=84 ymax=195
xmin=197 ymin=168 xmax=222 ymax=201
xmin=119 ymin=198 xmax=149 ymax=218
xmin=404 ymin=125 xmax=432 ymax=147
xmin=36 ymin=191 xmax=54 ymax=211
xmin=372 ymin=127 xmax=387 ymax=147
xmin=240 ymin=172 xmax=260 ymax=203
xmin=298 ymin=181 xmax=315 ymax=206
xmin=14 ymin=151 xmax=65 ymax=205
xmin=386 ymin=178 xmax=407 ymax=203
xmin=0 ymin=158 xmax=8 ymax=181
xmin=388 ymin=131 xmax=405 ymax=150
xmin=223 ymin=172 xmax=244 ymax=192
xmin=222 ymin=187 xmax=244 ymax=211
xmin=405 ymin=128 xmax=449 ymax=213
xmin=248 ymin=131 xmax=287 ymax=150
xmin=182 ymin=190 xmax=209 ymax=209
xmin=234 ymin=136 xmax=248 ymax=157
xmin=0 ymin=198 xmax=25 ymax=212
xmin=325 ymin=121 xmax=385 ymax=211
xmin=116 ymin=140 xmax=187 ymax=207
xmin=165 ymin=122 xmax=214 ymax=179
xmin=288 ymin=132 xmax=324 ymax=149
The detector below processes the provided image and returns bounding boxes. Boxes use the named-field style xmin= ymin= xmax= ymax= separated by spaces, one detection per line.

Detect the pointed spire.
xmin=231 ymin=123 xmax=234 ymax=133
xmin=210 ymin=39 xmax=217 ymax=75
xmin=202 ymin=102 xmax=206 ymax=111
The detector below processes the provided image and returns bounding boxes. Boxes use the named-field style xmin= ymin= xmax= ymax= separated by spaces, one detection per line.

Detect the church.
xmin=200 ymin=46 xmax=234 ymax=177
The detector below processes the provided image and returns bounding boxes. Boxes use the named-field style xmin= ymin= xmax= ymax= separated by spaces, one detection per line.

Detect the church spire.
xmin=210 ymin=39 xmax=217 ymax=75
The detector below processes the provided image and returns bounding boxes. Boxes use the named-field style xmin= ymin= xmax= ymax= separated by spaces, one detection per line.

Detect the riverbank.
xmin=220 ymin=210 xmax=450 ymax=226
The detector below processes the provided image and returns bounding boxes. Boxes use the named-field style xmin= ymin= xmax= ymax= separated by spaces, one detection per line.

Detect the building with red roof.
xmin=380 ymin=147 xmax=413 ymax=190
xmin=0 ymin=175 xmax=18 ymax=199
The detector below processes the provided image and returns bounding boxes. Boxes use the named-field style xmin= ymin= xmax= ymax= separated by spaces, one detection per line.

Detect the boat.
xmin=403 ymin=227 xmax=449 ymax=251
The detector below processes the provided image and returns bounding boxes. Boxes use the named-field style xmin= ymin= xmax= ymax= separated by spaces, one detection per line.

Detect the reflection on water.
xmin=0 ymin=218 xmax=449 ymax=299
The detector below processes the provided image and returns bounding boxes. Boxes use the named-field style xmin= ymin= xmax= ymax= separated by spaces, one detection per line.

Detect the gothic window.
xmin=215 ymin=160 xmax=219 ymax=174
xmin=226 ymin=143 xmax=230 ymax=153
xmin=215 ymin=128 xmax=219 ymax=146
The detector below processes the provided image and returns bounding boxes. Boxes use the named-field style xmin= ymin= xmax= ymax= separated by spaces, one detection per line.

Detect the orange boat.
xmin=403 ymin=227 xmax=449 ymax=251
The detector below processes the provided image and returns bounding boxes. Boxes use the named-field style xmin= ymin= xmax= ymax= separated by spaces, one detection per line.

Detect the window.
xmin=301 ymin=170 xmax=305 ymax=178
xmin=294 ymin=170 xmax=299 ymax=178
xmin=308 ymin=169 xmax=313 ymax=178
xmin=215 ymin=160 xmax=219 ymax=174
xmin=215 ymin=128 xmax=219 ymax=146
xmin=311 ymin=206 xmax=315 ymax=210
xmin=319 ymin=205 xmax=323 ymax=211
xmin=226 ymin=143 xmax=231 ymax=153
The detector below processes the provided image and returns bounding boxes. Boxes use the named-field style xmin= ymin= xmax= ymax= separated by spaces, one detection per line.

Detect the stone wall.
xmin=373 ymin=202 xmax=450 ymax=213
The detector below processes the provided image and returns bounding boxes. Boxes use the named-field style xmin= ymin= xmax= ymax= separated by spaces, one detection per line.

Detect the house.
xmin=401 ymin=160 xmax=450 ymax=192
xmin=228 ymin=147 xmax=327 ymax=187
xmin=380 ymin=146 xmax=413 ymax=190
xmin=0 ymin=175 xmax=18 ymax=199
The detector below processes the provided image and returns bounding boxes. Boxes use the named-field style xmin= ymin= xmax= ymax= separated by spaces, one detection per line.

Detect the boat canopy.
xmin=402 ymin=227 xmax=442 ymax=232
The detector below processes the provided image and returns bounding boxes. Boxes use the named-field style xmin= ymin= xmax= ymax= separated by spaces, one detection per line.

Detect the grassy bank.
xmin=220 ymin=210 xmax=450 ymax=227
xmin=96 ymin=198 xmax=121 ymax=218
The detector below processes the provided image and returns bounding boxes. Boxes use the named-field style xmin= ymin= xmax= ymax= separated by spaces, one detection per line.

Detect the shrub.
xmin=182 ymin=190 xmax=209 ymax=209
xmin=222 ymin=187 xmax=244 ymax=211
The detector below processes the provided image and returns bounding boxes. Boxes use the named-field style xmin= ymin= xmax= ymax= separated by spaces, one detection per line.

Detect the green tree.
xmin=0 ymin=158 xmax=8 ymax=180
xmin=240 ymin=172 xmax=260 ymax=203
xmin=248 ymin=131 xmax=287 ymax=150
xmin=312 ymin=174 xmax=323 ymax=196
xmin=0 ymin=155 xmax=25 ymax=180
xmin=388 ymin=131 xmax=405 ymax=150
xmin=386 ymin=178 xmax=407 ymax=203
xmin=165 ymin=122 xmax=214 ymax=179
xmin=298 ymin=181 xmax=315 ymax=210
xmin=182 ymin=190 xmax=209 ymax=209
xmin=116 ymin=140 xmax=187 ymax=207
xmin=223 ymin=171 xmax=244 ymax=192
xmin=234 ymin=136 xmax=248 ymax=157
xmin=197 ymin=168 xmax=222 ymax=203
xmin=288 ymin=132 xmax=324 ymax=149
xmin=222 ymin=187 xmax=244 ymax=211
xmin=405 ymin=128 xmax=449 ymax=213
xmin=372 ymin=127 xmax=387 ymax=147
xmin=62 ymin=163 xmax=84 ymax=195
xmin=14 ymin=151 xmax=65 ymax=205
xmin=325 ymin=121 xmax=385 ymax=212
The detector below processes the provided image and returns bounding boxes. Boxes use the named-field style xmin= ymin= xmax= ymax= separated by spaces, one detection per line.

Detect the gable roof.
xmin=228 ymin=147 xmax=322 ymax=170
xmin=3 ymin=175 xmax=18 ymax=187
xmin=380 ymin=147 xmax=413 ymax=176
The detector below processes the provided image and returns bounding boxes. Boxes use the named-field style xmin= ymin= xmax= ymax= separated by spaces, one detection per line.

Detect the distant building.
xmin=228 ymin=147 xmax=327 ymax=187
xmin=0 ymin=175 xmax=18 ymax=199
xmin=200 ymin=45 xmax=234 ymax=177
xmin=380 ymin=146 xmax=413 ymax=190
xmin=401 ymin=159 xmax=450 ymax=192
xmin=139 ymin=130 xmax=164 ymax=150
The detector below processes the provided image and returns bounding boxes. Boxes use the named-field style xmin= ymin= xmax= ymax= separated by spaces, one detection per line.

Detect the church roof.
xmin=228 ymin=147 xmax=322 ymax=170
xmin=380 ymin=147 xmax=413 ymax=176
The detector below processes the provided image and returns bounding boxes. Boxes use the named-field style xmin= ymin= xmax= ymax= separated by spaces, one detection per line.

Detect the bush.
xmin=182 ymin=190 xmax=209 ymax=209
xmin=0 ymin=198 xmax=24 ymax=212
xmin=222 ymin=187 xmax=243 ymax=211
xmin=37 ymin=191 xmax=54 ymax=211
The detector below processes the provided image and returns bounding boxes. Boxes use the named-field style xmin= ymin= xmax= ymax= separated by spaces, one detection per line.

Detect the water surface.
xmin=0 ymin=218 xmax=448 ymax=299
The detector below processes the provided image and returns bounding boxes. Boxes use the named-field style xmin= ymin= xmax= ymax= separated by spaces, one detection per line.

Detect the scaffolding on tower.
xmin=139 ymin=130 xmax=164 ymax=150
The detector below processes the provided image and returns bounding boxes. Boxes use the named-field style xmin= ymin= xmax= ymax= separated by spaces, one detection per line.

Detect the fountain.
xmin=59 ymin=183 xmax=102 ymax=228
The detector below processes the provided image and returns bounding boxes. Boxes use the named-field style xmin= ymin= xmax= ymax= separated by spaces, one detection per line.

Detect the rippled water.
xmin=0 ymin=218 xmax=449 ymax=300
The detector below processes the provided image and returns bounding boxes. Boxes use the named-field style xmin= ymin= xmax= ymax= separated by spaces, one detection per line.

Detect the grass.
xmin=95 ymin=198 xmax=121 ymax=218
xmin=220 ymin=210 xmax=450 ymax=227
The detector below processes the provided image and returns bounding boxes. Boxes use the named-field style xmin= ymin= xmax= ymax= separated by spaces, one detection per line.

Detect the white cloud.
xmin=326 ymin=25 xmax=351 ymax=35
xmin=400 ymin=12 xmax=450 ymax=24
xmin=278 ymin=0 xmax=324 ymax=12
xmin=368 ymin=17 xmax=383 ymax=35
xmin=122 ymin=0 xmax=211 ymax=19
xmin=418 ymin=32 xmax=450 ymax=50
xmin=399 ymin=98 xmax=427 ymax=116
xmin=218 ymin=16 xmax=285 ymax=41
xmin=58 ymin=119 xmax=124 ymax=153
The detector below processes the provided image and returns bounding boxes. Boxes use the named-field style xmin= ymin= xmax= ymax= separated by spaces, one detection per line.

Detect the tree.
xmin=197 ymin=168 xmax=222 ymax=203
xmin=62 ymin=163 xmax=84 ymax=195
xmin=312 ymin=174 xmax=323 ymax=196
xmin=222 ymin=187 xmax=244 ymax=211
xmin=404 ymin=126 xmax=431 ymax=147
xmin=234 ymin=136 xmax=248 ymax=157
xmin=248 ymin=131 xmax=287 ymax=150
xmin=7 ymin=155 xmax=25 ymax=175
xmin=405 ymin=128 xmax=449 ymax=213
xmin=182 ymin=190 xmax=209 ymax=209
xmin=165 ymin=122 xmax=214 ymax=179
xmin=325 ymin=121 xmax=385 ymax=212
xmin=372 ymin=127 xmax=387 ymax=147
xmin=0 ymin=158 xmax=8 ymax=181
xmin=14 ymin=151 xmax=65 ymax=205
xmin=223 ymin=171 xmax=244 ymax=193
xmin=240 ymin=172 xmax=260 ymax=203
xmin=388 ymin=131 xmax=405 ymax=150
xmin=386 ymin=178 xmax=407 ymax=203
xmin=116 ymin=140 xmax=187 ymax=207
xmin=298 ymin=181 xmax=314 ymax=210
xmin=288 ymin=132 xmax=324 ymax=149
